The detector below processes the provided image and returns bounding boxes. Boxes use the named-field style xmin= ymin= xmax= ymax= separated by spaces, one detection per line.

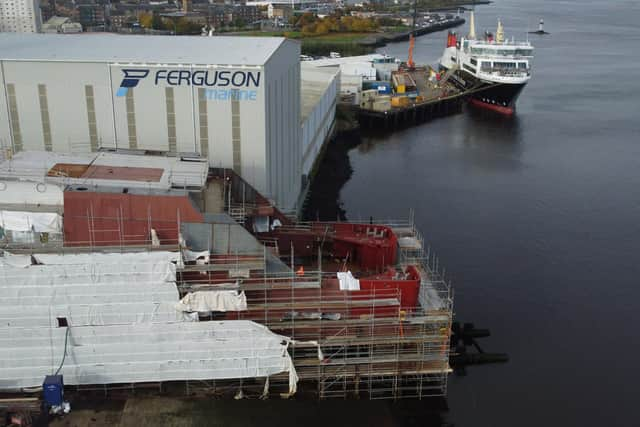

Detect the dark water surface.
xmin=307 ymin=0 xmax=640 ymax=425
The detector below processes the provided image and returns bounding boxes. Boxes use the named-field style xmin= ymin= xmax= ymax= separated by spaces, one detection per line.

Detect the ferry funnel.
xmin=446 ymin=31 xmax=457 ymax=48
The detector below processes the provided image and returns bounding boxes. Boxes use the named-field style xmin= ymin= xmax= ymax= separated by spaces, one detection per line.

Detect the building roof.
xmin=0 ymin=33 xmax=288 ymax=65
xmin=300 ymin=63 xmax=339 ymax=123
xmin=0 ymin=150 xmax=209 ymax=191
xmin=42 ymin=16 xmax=72 ymax=28
xmin=307 ymin=53 xmax=391 ymax=67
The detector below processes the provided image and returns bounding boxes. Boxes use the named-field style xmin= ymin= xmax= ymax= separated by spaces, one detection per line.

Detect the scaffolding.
xmin=175 ymin=213 xmax=453 ymax=400
xmin=0 ymin=180 xmax=454 ymax=400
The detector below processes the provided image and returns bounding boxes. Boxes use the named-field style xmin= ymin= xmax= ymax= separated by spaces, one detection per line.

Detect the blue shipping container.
xmin=363 ymin=81 xmax=392 ymax=94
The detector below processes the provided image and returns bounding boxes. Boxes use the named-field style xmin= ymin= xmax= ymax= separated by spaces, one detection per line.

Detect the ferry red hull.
xmin=469 ymin=98 xmax=514 ymax=115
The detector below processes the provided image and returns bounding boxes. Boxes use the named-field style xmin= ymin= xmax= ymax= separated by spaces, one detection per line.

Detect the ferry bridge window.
xmin=514 ymin=48 xmax=533 ymax=56
xmin=481 ymin=61 xmax=492 ymax=71
xmin=470 ymin=58 xmax=478 ymax=66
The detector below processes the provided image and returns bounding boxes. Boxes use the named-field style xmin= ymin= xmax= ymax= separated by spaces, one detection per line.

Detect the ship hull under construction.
xmin=0 ymin=155 xmax=455 ymax=401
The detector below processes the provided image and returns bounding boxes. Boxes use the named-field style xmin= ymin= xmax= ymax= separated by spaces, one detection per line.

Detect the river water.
xmin=306 ymin=0 xmax=640 ymax=425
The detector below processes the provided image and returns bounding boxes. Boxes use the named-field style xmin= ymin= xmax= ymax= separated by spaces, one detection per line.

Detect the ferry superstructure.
xmin=440 ymin=13 xmax=534 ymax=114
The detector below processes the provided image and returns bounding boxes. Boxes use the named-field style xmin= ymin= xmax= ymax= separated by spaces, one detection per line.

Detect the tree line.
xmin=293 ymin=13 xmax=403 ymax=36
xmin=138 ymin=12 xmax=202 ymax=35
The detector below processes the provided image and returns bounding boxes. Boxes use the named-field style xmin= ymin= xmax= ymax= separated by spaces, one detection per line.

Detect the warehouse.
xmin=0 ymin=34 xmax=303 ymax=211
xmin=300 ymin=63 xmax=339 ymax=185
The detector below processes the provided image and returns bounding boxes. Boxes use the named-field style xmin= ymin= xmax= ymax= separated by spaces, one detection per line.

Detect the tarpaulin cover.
xmin=0 ymin=211 xmax=62 ymax=232
xmin=337 ymin=271 xmax=360 ymax=291
xmin=0 ymin=251 xmax=181 ymax=328
xmin=176 ymin=290 xmax=248 ymax=313
xmin=182 ymin=249 xmax=210 ymax=262
xmin=0 ymin=252 xmax=32 ymax=268
xmin=0 ymin=320 xmax=298 ymax=394
xmin=0 ymin=250 xmax=299 ymax=394
xmin=32 ymin=251 xmax=179 ymax=266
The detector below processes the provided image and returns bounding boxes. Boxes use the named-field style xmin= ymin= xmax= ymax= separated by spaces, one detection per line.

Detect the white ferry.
xmin=439 ymin=13 xmax=534 ymax=114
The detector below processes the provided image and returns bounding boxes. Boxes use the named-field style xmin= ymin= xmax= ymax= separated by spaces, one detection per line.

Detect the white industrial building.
xmin=0 ymin=0 xmax=42 ymax=33
xmin=300 ymin=63 xmax=339 ymax=181
xmin=308 ymin=53 xmax=399 ymax=105
xmin=0 ymin=33 xmax=341 ymax=212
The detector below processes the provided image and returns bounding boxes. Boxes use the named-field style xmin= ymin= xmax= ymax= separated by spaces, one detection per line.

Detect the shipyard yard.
xmin=0 ymin=20 xmax=455 ymax=426
xmin=0 ymin=0 xmax=639 ymax=426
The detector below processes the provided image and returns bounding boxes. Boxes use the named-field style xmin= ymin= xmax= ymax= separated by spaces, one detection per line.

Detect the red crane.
xmin=407 ymin=33 xmax=415 ymax=69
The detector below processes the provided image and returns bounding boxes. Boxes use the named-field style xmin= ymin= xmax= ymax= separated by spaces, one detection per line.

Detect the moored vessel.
xmin=439 ymin=13 xmax=534 ymax=114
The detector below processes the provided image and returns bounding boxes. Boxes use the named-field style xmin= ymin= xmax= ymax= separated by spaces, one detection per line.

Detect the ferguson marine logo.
xmin=116 ymin=68 xmax=260 ymax=100
xmin=116 ymin=69 xmax=150 ymax=97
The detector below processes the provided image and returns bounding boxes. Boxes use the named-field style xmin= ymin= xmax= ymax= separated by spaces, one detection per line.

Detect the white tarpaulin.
xmin=0 ymin=250 xmax=299 ymax=394
xmin=33 ymin=251 xmax=179 ymax=266
xmin=182 ymin=249 xmax=210 ymax=262
xmin=176 ymin=290 xmax=248 ymax=313
xmin=0 ymin=180 xmax=64 ymax=208
xmin=337 ymin=271 xmax=360 ymax=291
xmin=0 ymin=251 xmax=182 ymax=328
xmin=0 ymin=252 xmax=298 ymax=393
xmin=0 ymin=252 xmax=32 ymax=268
xmin=0 ymin=210 xmax=62 ymax=232
xmin=0 ymin=320 xmax=298 ymax=394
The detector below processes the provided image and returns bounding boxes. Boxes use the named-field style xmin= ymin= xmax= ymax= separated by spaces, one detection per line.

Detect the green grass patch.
xmin=382 ymin=26 xmax=411 ymax=33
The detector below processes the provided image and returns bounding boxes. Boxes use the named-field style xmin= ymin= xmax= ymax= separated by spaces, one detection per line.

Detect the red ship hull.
xmin=469 ymin=98 xmax=515 ymax=115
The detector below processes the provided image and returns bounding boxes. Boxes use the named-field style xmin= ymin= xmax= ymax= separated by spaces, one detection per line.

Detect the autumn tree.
xmin=138 ymin=12 xmax=153 ymax=29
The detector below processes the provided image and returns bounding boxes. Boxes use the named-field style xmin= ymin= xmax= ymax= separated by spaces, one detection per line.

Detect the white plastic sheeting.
xmin=0 ymin=251 xmax=182 ymax=327
xmin=0 ymin=251 xmax=298 ymax=393
xmin=0 ymin=250 xmax=299 ymax=394
xmin=32 ymin=251 xmax=179 ymax=266
xmin=182 ymin=249 xmax=210 ymax=262
xmin=0 ymin=253 xmax=32 ymax=268
xmin=0 ymin=211 xmax=62 ymax=232
xmin=0 ymin=180 xmax=64 ymax=208
xmin=0 ymin=320 xmax=298 ymax=394
xmin=337 ymin=271 xmax=360 ymax=291
xmin=176 ymin=291 xmax=248 ymax=313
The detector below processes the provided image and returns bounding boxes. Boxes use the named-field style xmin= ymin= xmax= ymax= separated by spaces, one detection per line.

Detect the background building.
xmin=41 ymin=15 xmax=82 ymax=33
xmin=0 ymin=34 xmax=302 ymax=210
xmin=267 ymin=3 xmax=292 ymax=20
xmin=0 ymin=0 xmax=42 ymax=32
xmin=78 ymin=3 xmax=105 ymax=31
